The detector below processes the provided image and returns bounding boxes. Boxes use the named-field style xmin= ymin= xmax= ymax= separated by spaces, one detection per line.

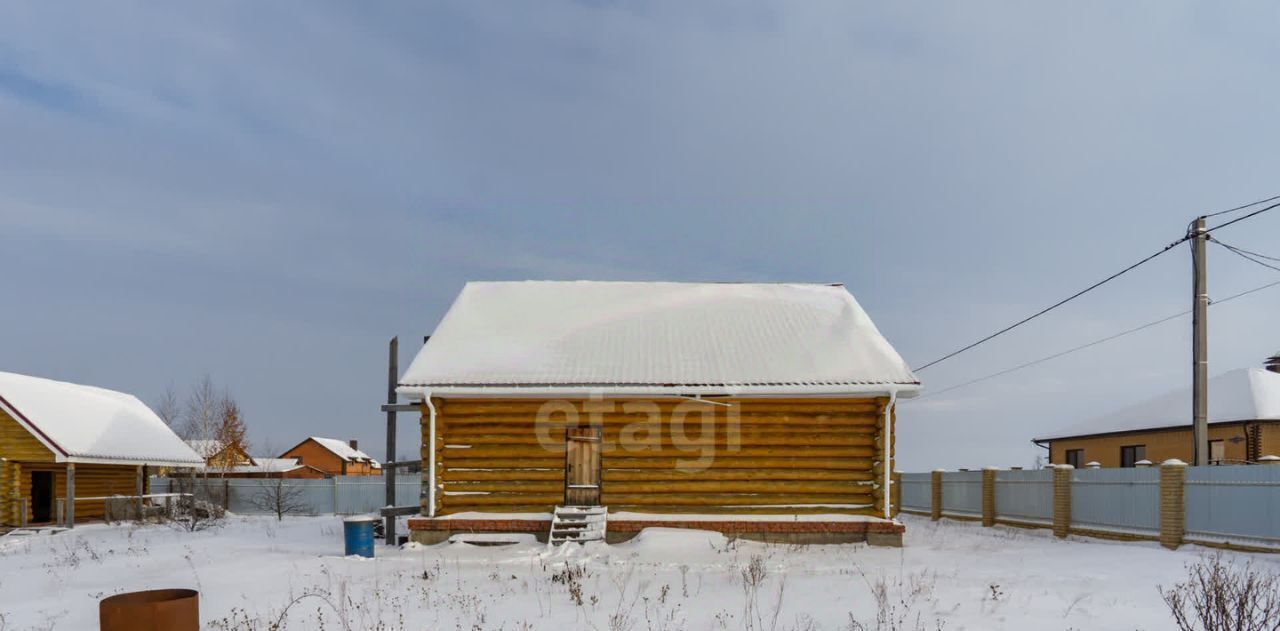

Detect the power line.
xmin=913 ymin=235 xmax=1188 ymax=372
xmin=1205 ymin=200 xmax=1280 ymax=234
xmin=913 ymin=195 xmax=1280 ymax=373
xmin=909 ymin=277 xmax=1280 ymax=401
xmin=1211 ymin=238 xmax=1280 ymax=274
xmin=1203 ymin=193 xmax=1280 ymax=218
xmin=1210 ymin=238 xmax=1280 ymax=263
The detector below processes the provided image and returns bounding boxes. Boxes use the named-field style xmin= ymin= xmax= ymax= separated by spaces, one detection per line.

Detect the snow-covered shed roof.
xmin=0 ymin=371 xmax=205 ymax=467
xmin=398 ymin=281 xmax=920 ymax=398
xmin=305 ymin=437 xmax=380 ymax=466
xmin=1037 ymin=368 xmax=1280 ymax=441
xmin=214 ymin=457 xmax=307 ymax=475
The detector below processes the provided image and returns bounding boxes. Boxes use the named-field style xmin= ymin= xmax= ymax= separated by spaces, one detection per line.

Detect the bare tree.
xmin=179 ymin=375 xmax=223 ymax=444
xmin=154 ymin=384 xmax=181 ymax=429
xmin=250 ymin=461 xmax=309 ymax=520
xmin=167 ymin=470 xmax=227 ymax=532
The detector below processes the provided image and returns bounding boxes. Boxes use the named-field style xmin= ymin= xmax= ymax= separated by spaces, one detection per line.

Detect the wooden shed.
xmin=397 ymin=281 xmax=921 ymax=544
xmin=0 ymin=371 xmax=204 ymax=527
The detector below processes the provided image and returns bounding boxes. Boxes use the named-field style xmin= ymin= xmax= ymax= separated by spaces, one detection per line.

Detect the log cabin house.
xmin=279 ymin=437 xmax=381 ymax=477
xmin=1034 ymin=357 xmax=1280 ymax=468
xmin=397 ymin=281 xmax=921 ymax=545
xmin=0 ymin=371 xmax=204 ymax=527
xmin=187 ymin=439 xmax=254 ymax=469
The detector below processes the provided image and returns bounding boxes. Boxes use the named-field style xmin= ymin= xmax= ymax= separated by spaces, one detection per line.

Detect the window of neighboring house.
xmin=1065 ymin=449 xmax=1084 ymax=469
xmin=1120 ymin=445 xmax=1146 ymax=468
xmin=1209 ymin=439 xmax=1225 ymax=464
xmin=295 ymin=456 xmax=303 ymax=464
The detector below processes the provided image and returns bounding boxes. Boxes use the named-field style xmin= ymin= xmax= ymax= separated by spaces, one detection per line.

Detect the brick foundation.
xmin=407 ymin=516 xmax=905 ymax=547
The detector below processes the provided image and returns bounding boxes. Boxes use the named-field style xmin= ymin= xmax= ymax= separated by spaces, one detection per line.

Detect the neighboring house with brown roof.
xmin=1034 ymin=356 xmax=1280 ymax=468
xmin=279 ymin=437 xmax=381 ymax=476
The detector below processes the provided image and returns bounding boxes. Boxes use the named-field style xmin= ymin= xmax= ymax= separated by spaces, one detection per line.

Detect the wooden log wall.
xmin=1 ymin=409 xmax=54 ymax=526
xmin=423 ymin=397 xmax=895 ymax=517
xmin=13 ymin=463 xmax=140 ymax=524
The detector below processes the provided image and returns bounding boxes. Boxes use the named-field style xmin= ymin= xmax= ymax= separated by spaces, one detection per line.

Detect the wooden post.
xmin=384 ymin=336 xmax=398 ymax=545
xmin=135 ymin=465 xmax=144 ymax=520
xmin=65 ymin=463 xmax=75 ymax=528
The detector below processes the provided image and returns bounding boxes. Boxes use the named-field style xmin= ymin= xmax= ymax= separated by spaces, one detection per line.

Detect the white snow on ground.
xmin=1 ymin=514 xmax=1277 ymax=630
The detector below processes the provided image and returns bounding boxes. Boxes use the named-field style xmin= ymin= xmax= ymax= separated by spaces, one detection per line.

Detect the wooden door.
xmin=564 ymin=427 xmax=602 ymax=506
xmin=30 ymin=471 xmax=53 ymax=523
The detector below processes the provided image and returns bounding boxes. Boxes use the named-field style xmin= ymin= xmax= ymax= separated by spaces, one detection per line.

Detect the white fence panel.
xmin=940 ymin=471 xmax=982 ymax=517
xmin=1185 ymin=465 xmax=1280 ymax=549
xmin=994 ymin=469 xmax=1052 ymax=525
xmin=1071 ymin=467 xmax=1159 ymax=536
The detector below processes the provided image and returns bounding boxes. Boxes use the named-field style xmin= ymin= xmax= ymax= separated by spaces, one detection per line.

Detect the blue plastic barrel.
xmin=343 ymin=516 xmax=376 ymax=558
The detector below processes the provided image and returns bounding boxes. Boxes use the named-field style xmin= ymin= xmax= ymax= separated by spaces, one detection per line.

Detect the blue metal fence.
xmin=1070 ymin=467 xmax=1160 ymax=536
xmin=900 ymin=472 xmax=932 ymax=513
xmin=1185 ymin=465 xmax=1280 ymax=548
xmin=940 ymin=470 xmax=982 ymax=517
xmin=994 ymin=469 xmax=1052 ymax=525
xmin=151 ymin=476 xmax=422 ymax=516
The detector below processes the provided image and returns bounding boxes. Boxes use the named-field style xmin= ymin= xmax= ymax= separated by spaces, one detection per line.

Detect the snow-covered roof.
xmin=0 ymin=371 xmax=205 ymax=467
xmin=214 ymin=457 xmax=306 ymax=475
xmin=1037 ymin=368 xmax=1280 ymax=441
xmin=397 ymin=281 xmax=920 ymax=398
xmin=306 ymin=437 xmax=380 ymax=465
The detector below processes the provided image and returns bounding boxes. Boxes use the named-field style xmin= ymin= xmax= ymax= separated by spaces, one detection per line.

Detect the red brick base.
xmin=407 ymin=517 xmax=904 ymax=546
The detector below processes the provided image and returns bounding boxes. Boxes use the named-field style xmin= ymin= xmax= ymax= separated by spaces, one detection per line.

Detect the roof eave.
xmin=397 ymin=382 xmax=922 ymax=399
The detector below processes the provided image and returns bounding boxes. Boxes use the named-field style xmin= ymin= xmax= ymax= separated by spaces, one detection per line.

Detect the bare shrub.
xmin=166 ymin=473 xmax=226 ymax=532
xmin=250 ymin=476 xmax=308 ymax=521
xmin=1160 ymin=553 xmax=1280 ymax=631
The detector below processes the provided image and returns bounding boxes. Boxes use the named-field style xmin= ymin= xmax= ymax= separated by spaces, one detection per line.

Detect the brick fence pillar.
xmin=1159 ymin=459 xmax=1187 ymax=550
xmin=1052 ymin=464 xmax=1072 ymax=538
xmin=930 ymin=469 xmax=944 ymax=521
xmin=981 ymin=467 xmax=998 ymax=527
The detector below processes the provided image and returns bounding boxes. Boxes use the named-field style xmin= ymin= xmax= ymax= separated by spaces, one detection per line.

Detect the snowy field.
xmin=2 ymin=514 xmax=1276 ymax=630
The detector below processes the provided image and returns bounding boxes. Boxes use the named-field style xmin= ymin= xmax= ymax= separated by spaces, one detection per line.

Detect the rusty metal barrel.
xmin=100 ymin=588 xmax=199 ymax=631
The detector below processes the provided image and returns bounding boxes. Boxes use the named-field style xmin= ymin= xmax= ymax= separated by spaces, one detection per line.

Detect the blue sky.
xmin=2 ymin=2 xmax=1278 ymax=468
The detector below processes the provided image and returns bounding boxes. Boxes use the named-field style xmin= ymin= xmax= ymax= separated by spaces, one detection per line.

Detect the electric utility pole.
xmin=1191 ymin=217 xmax=1209 ymax=466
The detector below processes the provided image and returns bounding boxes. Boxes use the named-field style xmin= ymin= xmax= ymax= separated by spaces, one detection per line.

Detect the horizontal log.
xmin=443 ymin=458 xmax=564 ymax=469
xmin=437 ymin=505 xmax=555 ymax=515
xmin=599 ymin=481 xmax=869 ymax=494
xmin=443 ymin=445 xmax=876 ymax=459
xmin=606 ymin=505 xmax=879 ymax=516
xmin=438 ymin=413 xmax=881 ymax=426
xmin=440 ymin=493 xmax=565 ymax=506
xmin=602 ymin=457 xmax=874 ymax=470
xmin=598 ymin=493 xmax=872 ymax=506
xmin=445 ymin=481 xmax=563 ymax=493
xmin=442 ymin=469 xmax=566 ymax=482
xmin=438 ymin=399 xmax=886 ymax=416
xmin=602 ymin=468 xmax=874 ymax=482
xmin=441 ymin=433 xmax=878 ymax=447
xmin=443 ymin=423 xmax=880 ymax=436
